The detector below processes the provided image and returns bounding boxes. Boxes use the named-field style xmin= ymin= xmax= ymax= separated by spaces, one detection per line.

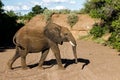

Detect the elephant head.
xmin=44 ymin=22 xmax=78 ymax=63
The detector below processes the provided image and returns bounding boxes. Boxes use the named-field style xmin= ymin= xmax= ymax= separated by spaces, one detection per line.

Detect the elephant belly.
xmin=27 ymin=38 xmax=49 ymax=53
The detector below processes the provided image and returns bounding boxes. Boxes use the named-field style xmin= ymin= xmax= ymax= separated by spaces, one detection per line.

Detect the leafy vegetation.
xmin=58 ymin=9 xmax=71 ymax=14
xmin=67 ymin=13 xmax=78 ymax=28
xmin=90 ymin=23 xmax=109 ymax=38
xmin=90 ymin=25 xmax=104 ymax=38
xmin=0 ymin=0 xmax=4 ymax=14
xmin=32 ymin=5 xmax=46 ymax=15
xmin=83 ymin=0 xmax=120 ymax=51
xmin=108 ymin=32 xmax=120 ymax=51
xmin=43 ymin=9 xmax=53 ymax=22
xmin=0 ymin=0 xmax=23 ymax=47
xmin=18 ymin=5 xmax=47 ymax=22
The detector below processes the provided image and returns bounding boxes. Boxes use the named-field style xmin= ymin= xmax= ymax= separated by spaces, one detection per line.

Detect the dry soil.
xmin=0 ymin=40 xmax=120 ymax=80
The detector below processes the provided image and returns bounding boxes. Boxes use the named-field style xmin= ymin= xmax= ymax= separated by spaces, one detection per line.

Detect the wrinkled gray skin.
xmin=7 ymin=22 xmax=77 ymax=70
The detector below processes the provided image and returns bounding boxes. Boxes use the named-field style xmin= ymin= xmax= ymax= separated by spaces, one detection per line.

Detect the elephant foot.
xmin=7 ymin=64 xmax=13 ymax=70
xmin=58 ymin=66 xmax=65 ymax=70
xmin=8 ymin=67 xmax=13 ymax=70
xmin=38 ymin=66 xmax=44 ymax=70
xmin=7 ymin=62 xmax=13 ymax=70
xmin=75 ymin=60 xmax=78 ymax=64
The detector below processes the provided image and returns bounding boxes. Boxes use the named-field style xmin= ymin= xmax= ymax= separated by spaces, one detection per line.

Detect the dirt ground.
xmin=0 ymin=40 xmax=120 ymax=80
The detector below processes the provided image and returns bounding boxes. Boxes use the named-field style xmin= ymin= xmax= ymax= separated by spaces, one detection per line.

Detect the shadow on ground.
xmin=12 ymin=58 xmax=90 ymax=70
xmin=27 ymin=58 xmax=90 ymax=70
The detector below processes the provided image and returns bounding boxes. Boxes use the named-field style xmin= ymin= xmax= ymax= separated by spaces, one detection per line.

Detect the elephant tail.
xmin=13 ymin=34 xmax=17 ymax=45
xmin=13 ymin=34 xmax=25 ymax=50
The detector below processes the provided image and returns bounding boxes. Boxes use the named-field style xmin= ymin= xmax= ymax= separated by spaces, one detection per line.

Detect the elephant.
xmin=7 ymin=22 xmax=78 ymax=70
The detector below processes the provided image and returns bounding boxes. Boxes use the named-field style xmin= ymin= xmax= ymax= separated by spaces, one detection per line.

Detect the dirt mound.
xmin=52 ymin=14 xmax=70 ymax=29
xmin=23 ymin=14 xmax=99 ymax=40
xmin=52 ymin=14 xmax=100 ymax=30
xmin=26 ymin=15 xmax=46 ymax=28
xmin=51 ymin=14 xmax=100 ymax=39
xmin=73 ymin=14 xmax=100 ymax=30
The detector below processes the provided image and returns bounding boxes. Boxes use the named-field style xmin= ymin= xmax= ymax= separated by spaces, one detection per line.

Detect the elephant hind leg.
xmin=20 ymin=49 xmax=29 ymax=70
xmin=7 ymin=47 xmax=20 ymax=69
xmin=38 ymin=49 xmax=49 ymax=69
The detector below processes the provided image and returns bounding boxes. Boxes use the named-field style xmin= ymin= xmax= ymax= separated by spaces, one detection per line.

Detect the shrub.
xmin=108 ymin=32 xmax=120 ymax=51
xmin=43 ymin=9 xmax=53 ymax=22
xmin=83 ymin=0 xmax=120 ymax=51
xmin=111 ymin=17 xmax=120 ymax=33
xmin=90 ymin=25 xmax=104 ymax=38
xmin=59 ymin=9 xmax=71 ymax=14
xmin=89 ymin=9 xmax=100 ymax=18
xmin=67 ymin=13 xmax=78 ymax=28
xmin=90 ymin=23 xmax=109 ymax=38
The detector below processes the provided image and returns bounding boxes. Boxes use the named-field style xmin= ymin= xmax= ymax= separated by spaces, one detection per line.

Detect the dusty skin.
xmin=7 ymin=22 xmax=77 ymax=70
xmin=0 ymin=40 xmax=120 ymax=80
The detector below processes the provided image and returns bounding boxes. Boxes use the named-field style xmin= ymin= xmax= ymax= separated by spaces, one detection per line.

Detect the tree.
xmin=32 ymin=5 xmax=44 ymax=14
xmin=83 ymin=0 xmax=120 ymax=51
xmin=0 ymin=1 xmax=22 ymax=47
xmin=6 ymin=10 xmax=18 ymax=20
xmin=0 ymin=0 xmax=4 ymax=14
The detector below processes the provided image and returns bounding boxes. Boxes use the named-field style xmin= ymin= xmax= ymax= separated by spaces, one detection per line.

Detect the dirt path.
xmin=0 ymin=40 xmax=120 ymax=80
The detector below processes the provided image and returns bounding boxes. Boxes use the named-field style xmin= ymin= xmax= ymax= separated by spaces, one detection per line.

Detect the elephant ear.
xmin=44 ymin=23 xmax=63 ymax=44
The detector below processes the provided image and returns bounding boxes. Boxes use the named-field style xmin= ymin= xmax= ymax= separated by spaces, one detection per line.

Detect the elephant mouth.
xmin=60 ymin=41 xmax=63 ymax=45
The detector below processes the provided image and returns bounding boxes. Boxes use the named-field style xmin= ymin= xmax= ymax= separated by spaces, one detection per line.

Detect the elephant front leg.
xmin=38 ymin=49 xmax=49 ymax=70
xmin=51 ymin=44 xmax=65 ymax=70
xmin=54 ymin=51 xmax=65 ymax=70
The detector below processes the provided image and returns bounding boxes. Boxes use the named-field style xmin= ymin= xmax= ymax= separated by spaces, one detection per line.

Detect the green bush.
xmin=83 ymin=0 xmax=120 ymax=51
xmin=111 ymin=17 xmax=120 ymax=33
xmin=67 ymin=13 xmax=78 ymax=28
xmin=90 ymin=25 xmax=104 ymax=38
xmin=107 ymin=17 xmax=120 ymax=51
xmin=89 ymin=9 xmax=100 ymax=18
xmin=43 ymin=9 xmax=53 ymax=22
xmin=90 ymin=23 xmax=109 ymax=38
xmin=108 ymin=32 xmax=120 ymax=51
xmin=59 ymin=9 xmax=71 ymax=14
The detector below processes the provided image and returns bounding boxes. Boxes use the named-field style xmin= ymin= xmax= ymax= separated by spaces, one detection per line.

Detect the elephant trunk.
xmin=72 ymin=45 xmax=78 ymax=63
xmin=68 ymin=37 xmax=78 ymax=63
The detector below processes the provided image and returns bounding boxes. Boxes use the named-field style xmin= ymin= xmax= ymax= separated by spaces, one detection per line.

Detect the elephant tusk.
xmin=69 ymin=41 xmax=75 ymax=46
